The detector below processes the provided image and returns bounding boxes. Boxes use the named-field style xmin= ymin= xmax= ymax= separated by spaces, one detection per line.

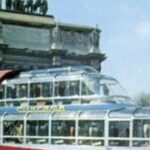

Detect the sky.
xmin=48 ymin=0 xmax=150 ymax=97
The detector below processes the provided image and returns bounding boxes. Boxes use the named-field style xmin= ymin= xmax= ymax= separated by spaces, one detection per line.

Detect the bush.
xmin=134 ymin=92 xmax=150 ymax=107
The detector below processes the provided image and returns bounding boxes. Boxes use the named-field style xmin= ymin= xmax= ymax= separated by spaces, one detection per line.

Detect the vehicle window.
xmin=30 ymin=82 xmax=52 ymax=98
xmin=3 ymin=121 xmax=24 ymax=144
xmin=18 ymin=84 xmax=28 ymax=98
xmin=109 ymin=121 xmax=130 ymax=147
xmin=6 ymin=84 xmax=16 ymax=99
xmin=109 ymin=121 xmax=130 ymax=137
xmin=81 ymin=82 xmax=93 ymax=95
xmin=4 ymin=121 xmax=24 ymax=136
xmin=27 ymin=121 xmax=48 ymax=136
xmin=133 ymin=120 xmax=150 ymax=138
xmin=0 ymin=85 xmax=4 ymax=99
xmin=78 ymin=120 xmax=104 ymax=137
xmin=52 ymin=120 xmax=75 ymax=137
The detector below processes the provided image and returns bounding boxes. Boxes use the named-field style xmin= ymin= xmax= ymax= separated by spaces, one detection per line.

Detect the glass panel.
xmin=135 ymin=108 xmax=150 ymax=117
xmin=69 ymin=81 xmax=79 ymax=96
xmin=109 ymin=121 xmax=130 ymax=137
xmin=30 ymin=82 xmax=52 ymax=98
xmin=6 ymin=84 xmax=16 ymax=99
xmin=79 ymin=111 xmax=106 ymax=119
xmin=82 ymin=78 xmax=100 ymax=96
xmin=100 ymin=76 xmax=125 ymax=96
xmin=42 ymin=82 xmax=52 ymax=97
xmin=6 ymin=101 xmax=21 ymax=107
xmin=54 ymin=99 xmax=79 ymax=105
xmin=55 ymin=81 xmax=79 ymax=97
xmin=4 ymin=113 xmax=26 ymax=120
xmin=100 ymin=84 xmax=109 ymax=96
xmin=133 ymin=141 xmax=150 ymax=147
xmin=3 ymin=121 xmax=24 ymax=136
xmin=52 ymin=120 xmax=75 ymax=137
xmin=109 ymin=140 xmax=129 ymax=146
xmin=81 ymin=98 xmax=101 ymax=104
xmin=28 ymin=113 xmax=50 ymax=120
xmin=82 ymin=82 xmax=93 ymax=95
xmin=52 ymin=111 xmax=77 ymax=119
xmin=0 ymin=85 xmax=4 ymax=99
xmin=78 ymin=140 xmax=104 ymax=146
xmin=81 ymin=98 xmax=91 ymax=104
xmin=27 ymin=121 xmax=48 ymax=136
xmin=79 ymin=120 xmax=104 ymax=137
xmin=51 ymin=139 xmax=75 ymax=145
xmin=3 ymin=138 xmax=23 ymax=144
xmin=27 ymin=138 xmax=49 ymax=144
xmin=0 ymin=122 xmax=1 ymax=136
xmin=133 ymin=120 xmax=150 ymax=138
xmin=55 ymin=81 xmax=68 ymax=97
xmin=18 ymin=84 xmax=28 ymax=98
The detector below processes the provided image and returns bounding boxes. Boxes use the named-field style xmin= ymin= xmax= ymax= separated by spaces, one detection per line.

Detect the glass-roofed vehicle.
xmin=0 ymin=66 xmax=149 ymax=150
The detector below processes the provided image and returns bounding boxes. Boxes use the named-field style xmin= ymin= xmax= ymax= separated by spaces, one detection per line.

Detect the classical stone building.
xmin=0 ymin=10 xmax=106 ymax=71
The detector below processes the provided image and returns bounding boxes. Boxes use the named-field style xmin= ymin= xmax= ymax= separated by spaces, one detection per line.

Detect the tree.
xmin=134 ymin=92 xmax=150 ymax=107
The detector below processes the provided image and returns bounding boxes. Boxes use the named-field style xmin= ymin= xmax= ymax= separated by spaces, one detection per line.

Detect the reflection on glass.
xmin=52 ymin=120 xmax=75 ymax=137
xmin=27 ymin=121 xmax=48 ymax=136
xmin=4 ymin=121 xmax=24 ymax=136
xmin=19 ymin=84 xmax=28 ymax=98
xmin=7 ymin=85 xmax=16 ymax=99
xmin=69 ymin=81 xmax=79 ymax=96
xmin=82 ymin=82 xmax=93 ymax=95
xmin=3 ymin=121 xmax=24 ymax=144
xmin=133 ymin=120 xmax=150 ymax=138
xmin=79 ymin=120 xmax=104 ymax=137
xmin=55 ymin=81 xmax=79 ymax=97
xmin=30 ymin=83 xmax=52 ymax=98
xmin=0 ymin=85 xmax=4 ymax=99
xmin=109 ymin=121 xmax=129 ymax=137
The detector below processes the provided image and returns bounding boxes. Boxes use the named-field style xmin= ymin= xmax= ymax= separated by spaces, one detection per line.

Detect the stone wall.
xmin=3 ymin=24 xmax=51 ymax=51
xmin=0 ymin=11 xmax=105 ymax=71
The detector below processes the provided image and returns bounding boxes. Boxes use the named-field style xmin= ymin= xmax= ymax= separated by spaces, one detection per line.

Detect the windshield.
xmin=99 ymin=75 xmax=134 ymax=104
xmin=100 ymin=76 xmax=126 ymax=96
xmin=82 ymin=74 xmax=133 ymax=104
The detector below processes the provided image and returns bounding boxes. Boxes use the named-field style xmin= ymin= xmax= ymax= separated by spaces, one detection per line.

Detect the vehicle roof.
xmin=1 ymin=66 xmax=117 ymax=84
xmin=0 ymin=104 xmax=149 ymax=119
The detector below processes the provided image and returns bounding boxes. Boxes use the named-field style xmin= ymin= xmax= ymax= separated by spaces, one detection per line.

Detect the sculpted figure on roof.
xmin=5 ymin=0 xmax=48 ymax=15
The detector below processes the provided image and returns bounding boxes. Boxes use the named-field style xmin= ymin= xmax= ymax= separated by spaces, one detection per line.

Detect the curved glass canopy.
xmin=0 ymin=66 xmax=134 ymax=105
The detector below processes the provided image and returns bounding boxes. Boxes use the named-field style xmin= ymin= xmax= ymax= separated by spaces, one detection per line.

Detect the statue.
xmin=13 ymin=0 xmax=20 ymax=11
xmin=52 ymin=23 xmax=61 ymax=49
xmin=40 ymin=0 xmax=48 ymax=15
xmin=19 ymin=0 xmax=25 ymax=12
xmin=25 ymin=0 xmax=34 ymax=13
xmin=6 ymin=0 xmax=12 ymax=10
xmin=33 ymin=0 xmax=41 ymax=13
xmin=92 ymin=29 xmax=99 ymax=48
xmin=5 ymin=0 xmax=48 ymax=15
xmin=90 ymin=28 xmax=100 ymax=52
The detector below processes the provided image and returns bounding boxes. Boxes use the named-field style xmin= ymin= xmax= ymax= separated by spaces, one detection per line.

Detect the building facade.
xmin=0 ymin=10 xmax=106 ymax=71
